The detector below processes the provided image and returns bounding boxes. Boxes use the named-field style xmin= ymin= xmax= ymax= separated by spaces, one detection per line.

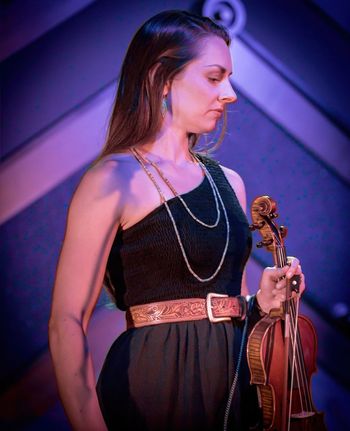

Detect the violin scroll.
xmin=249 ymin=195 xmax=286 ymax=257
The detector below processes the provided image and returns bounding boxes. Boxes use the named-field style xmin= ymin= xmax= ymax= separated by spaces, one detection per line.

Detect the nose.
xmin=218 ymin=80 xmax=237 ymax=104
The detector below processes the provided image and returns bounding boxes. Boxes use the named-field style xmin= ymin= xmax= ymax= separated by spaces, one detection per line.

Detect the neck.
xmin=136 ymin=122 xmax=195 ymax=165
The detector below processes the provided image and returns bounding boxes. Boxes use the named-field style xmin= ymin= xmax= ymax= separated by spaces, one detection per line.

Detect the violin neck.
xmin=274 ymin=245 xmax=288 ymax=268
xmin=274 ymin=245 xmax=295 ymax=311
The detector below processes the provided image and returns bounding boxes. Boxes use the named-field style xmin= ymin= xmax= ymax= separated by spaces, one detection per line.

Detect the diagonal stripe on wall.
xmin=0 ymin=38 xmax=349 ymax=225
xmin=231 ymin=39 xmax=350 ymax=182
xmin=0 ymin=85 xmax=114 ymax=224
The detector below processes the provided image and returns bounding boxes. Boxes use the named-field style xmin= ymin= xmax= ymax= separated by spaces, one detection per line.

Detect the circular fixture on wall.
xmin=202 ymin=0 xmax=247 ymax=37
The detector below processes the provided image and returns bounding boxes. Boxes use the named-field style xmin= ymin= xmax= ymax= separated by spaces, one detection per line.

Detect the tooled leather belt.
xmin=126 ymin=293 xmax=247 ymax=329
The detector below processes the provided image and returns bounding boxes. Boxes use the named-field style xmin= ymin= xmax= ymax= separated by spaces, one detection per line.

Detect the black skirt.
xmin=96 ymin=319 xmax=260 ymax=431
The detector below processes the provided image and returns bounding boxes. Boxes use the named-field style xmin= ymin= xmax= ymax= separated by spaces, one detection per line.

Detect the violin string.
xmin=279 ymin=247 xmax=304 ymax=428
xmin=288 ymin=297 xmax=305 ymax=423
xmin=276 ymin=245 xmax=295 ymax=429
xmin=280 ymin=247 xmax=303 ymax=420
xmin=280 ymin=246 xmax=310 ymax=414
xmin=278 ymin=246 xmax=312 ymax=421
xmin=274 ymin=228 xmax=317 ymax=423
xmin=290 ymin=299 xmax=313 ymax=412
xmin=292 ymin=305 xmax=313 ymax=413
xmin=289 ymin=302 xmax=306 ymax=411
xmin=277 ymin=245 xmax=313 ymax=424
xmin=282 ymin=244 xmax=313 ymax=414
xmin=284 ymin=242 xmax=313 ymax=413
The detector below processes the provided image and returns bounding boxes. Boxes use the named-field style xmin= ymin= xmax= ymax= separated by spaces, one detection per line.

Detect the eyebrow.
xmin=204 ymin=64 xmax=232 ymax=75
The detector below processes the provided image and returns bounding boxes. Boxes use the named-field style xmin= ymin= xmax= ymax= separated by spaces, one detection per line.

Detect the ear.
xmin=149 ymin=64 xmax=170 ymax=96
xmin=163 ymin=81 xmax=170 ymax=97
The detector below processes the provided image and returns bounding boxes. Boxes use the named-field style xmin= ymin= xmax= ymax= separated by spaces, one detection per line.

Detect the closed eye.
xmin=208 ymin=77 xmax=220 ymax=83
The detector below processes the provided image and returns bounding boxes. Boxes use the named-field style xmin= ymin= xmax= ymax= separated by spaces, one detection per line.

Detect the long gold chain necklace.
xmin=131 ymin=147 xmax=230 ymax=282
xmin=133 ymin=148 xmax=220 ymax=228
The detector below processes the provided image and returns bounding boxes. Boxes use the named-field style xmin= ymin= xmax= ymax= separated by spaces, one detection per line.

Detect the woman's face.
xmin=168 ymin=36 xmax=237 ymax=134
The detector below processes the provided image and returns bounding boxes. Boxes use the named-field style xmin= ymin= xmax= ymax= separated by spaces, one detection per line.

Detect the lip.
xmin=209 ymin=109 xmax=223 ymax=117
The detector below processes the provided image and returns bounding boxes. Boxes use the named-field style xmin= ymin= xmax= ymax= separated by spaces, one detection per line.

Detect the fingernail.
xmin=287 ymin=271 xmax=293 ymax=278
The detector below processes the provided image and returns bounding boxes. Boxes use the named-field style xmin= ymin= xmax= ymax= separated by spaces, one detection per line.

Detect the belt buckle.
xmin=206 ymin=293 xmax=231 ymax=323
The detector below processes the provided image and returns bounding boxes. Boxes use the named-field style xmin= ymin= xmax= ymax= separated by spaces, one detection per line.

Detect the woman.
xmin=49 ymin=10 xmax=304 ymax=431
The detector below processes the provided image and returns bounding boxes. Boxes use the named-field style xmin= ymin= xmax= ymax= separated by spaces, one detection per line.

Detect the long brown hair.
xmin=95 ymin=10 xmax=231 ymax=162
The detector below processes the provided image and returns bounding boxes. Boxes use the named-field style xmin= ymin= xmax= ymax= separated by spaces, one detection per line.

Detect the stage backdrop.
xmin=0 ymin=0 xmax=349 ymax=429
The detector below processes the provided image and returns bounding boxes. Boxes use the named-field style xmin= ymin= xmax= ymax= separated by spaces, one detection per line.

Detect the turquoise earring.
xmin=161 ymin=96 xmax=168 ymax=118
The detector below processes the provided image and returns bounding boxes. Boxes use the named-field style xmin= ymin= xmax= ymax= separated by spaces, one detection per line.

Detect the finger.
xmin=275 ymin=279 xmax=286 ymax=290
xmin=291 ymin=291 xmax=300 ymax=299
xmin=274 ymin=292 xmax=286 ymax=302
xmin=287 ymin=256 xmax=300 ymax=268
xmin=299 ymin=273 xmax=306 ymax=294
xmin=272 ymin=290 xmax=286 ymax=301
xmin=266 ymin=266 xmax=289 ymax=280
xmin=295 ymin=264 xmax=302 ymax=275
xmin=286 ymin=260 xmax=301 ymax=278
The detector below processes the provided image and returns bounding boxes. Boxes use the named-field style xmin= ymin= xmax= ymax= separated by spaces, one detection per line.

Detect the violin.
xmin=247 ymin=196 xmax=327 ymax=431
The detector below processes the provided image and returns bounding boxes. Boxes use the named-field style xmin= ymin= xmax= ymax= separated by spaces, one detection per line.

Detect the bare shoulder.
xmin=219 ymin=164 xmax=247 ymax=213
xmin=69 ymin=152 xmax=134 ymax=220
xmin=82 ymin=153 xmax=132 ymax=193
xmin=52 ymin=153 xmax=135 ymax=327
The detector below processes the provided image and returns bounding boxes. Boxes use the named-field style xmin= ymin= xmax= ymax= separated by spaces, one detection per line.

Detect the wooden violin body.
xmin=248 ymin=311 xmax=326 ymax=430
xmin=247 ymin=196 xmax=327 ymax=431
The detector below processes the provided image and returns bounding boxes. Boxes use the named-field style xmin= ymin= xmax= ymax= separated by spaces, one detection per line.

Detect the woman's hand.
xmin=256 ymin=257 xmax=306 ymax=314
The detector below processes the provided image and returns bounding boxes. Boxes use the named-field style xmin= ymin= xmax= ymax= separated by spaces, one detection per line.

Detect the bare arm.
xmin=48 ymin=159 xmax=124 ymax=431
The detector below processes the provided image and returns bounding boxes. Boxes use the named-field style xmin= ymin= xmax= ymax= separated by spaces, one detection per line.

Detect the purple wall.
xmin=1 ymin=0 xmax=349 ymax=429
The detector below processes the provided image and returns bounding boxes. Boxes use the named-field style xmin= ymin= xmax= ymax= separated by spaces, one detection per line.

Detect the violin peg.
xmin=249 ymin=221 xmax=266 ymax=231
xmin=279 ymin=226 xmax=288 ymax=238
xmin=256 ymin=239 xmax=273 ymax=248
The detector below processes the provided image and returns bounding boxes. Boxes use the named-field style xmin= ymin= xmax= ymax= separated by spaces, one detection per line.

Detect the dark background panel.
xmin=0 ymin=0 xmax=349 ymax=429
xmin=0 ymin=0 xmax=194 ymax=159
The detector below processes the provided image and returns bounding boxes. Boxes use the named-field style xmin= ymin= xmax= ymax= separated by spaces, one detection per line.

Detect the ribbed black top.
xmin=105 ymin=154 xmax=252 ymax=310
